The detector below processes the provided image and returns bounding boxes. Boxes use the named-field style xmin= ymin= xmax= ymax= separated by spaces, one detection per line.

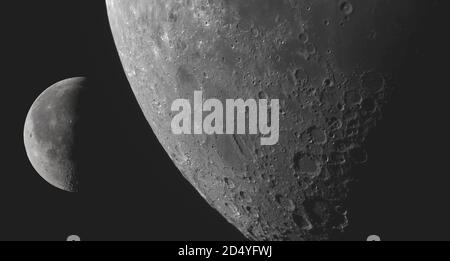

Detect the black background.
xmin=1 ymin=1 xmax=448 ymax=241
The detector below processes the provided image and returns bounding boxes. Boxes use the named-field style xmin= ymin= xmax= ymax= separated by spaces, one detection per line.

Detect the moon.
xmin=106 ymin=0 xmax=433 ymax=240
xmin=24 ymin=77 xmax=87 ymax=192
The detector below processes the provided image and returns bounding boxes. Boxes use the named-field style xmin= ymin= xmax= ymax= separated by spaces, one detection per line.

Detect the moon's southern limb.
xmin=24 ymin=77 xmax=87 ymax=192
xmin=106 ymin=0 xmax=432 ymax=240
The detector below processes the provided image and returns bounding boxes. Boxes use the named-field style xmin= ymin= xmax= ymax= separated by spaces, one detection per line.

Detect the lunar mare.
xmin=24 ymin=77 xmax=86 ymax=192
xmin=107 ymin=0 xmax=430 ymax=240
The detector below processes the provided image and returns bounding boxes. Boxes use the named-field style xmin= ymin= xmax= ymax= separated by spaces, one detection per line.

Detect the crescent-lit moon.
xmin=24 ymin=77 xmax=87 ymax=192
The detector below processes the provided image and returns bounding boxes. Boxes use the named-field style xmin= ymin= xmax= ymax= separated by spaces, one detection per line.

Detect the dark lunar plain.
xmin=1 ymin=0 xmax=449 ymax=241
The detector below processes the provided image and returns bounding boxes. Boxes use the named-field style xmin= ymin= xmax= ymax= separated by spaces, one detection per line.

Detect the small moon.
xmin=24 ymin=77 xmax=87 ymax=192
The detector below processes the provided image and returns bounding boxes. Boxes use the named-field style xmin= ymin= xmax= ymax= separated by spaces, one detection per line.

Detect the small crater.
xmin=361 ymin=72 xmax=384 ymax=93
xmin=323 ymin=78 xmax=334 ymax=87
xmin=327 ymin=152 xmax=346 ymax=165
xmin=308 ymin=126 xmax=327 ymax=144
xmin=275 ymin=194 xmax=283 ymax=204
xmin=345 ymin=90 xmax=362 ymax=106
xmin=305 ymin=42 xmax=316 ymax=54
xmin=293 ymin=68 xmax=308 ymax=86
xmin=298 ymin=32 xmax=308 ymax=43
xmin=339 ymin=1 xmax=354 ymax=16
xmin=294 ymin=152 xmax=319 ymax=173
xmin=304 ymin=199 xmax=331 ymax=227
xmin=327 ymin=117 xmax=343 ymax=131
xmin=224 ymin=177 xmax=236 ymax=189
xmin=293 ymin=212 xmax=313 ymax=231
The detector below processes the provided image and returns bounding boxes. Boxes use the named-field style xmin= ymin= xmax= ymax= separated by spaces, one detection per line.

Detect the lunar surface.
xmin=24 ymin=77 xmax=87 ymax=192
xmin=107 ymin=0 xmax=430 ymax=240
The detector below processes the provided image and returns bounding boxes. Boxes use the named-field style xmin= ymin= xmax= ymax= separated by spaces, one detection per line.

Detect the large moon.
xmin=24 ymin=77 xmax=87 ymax=192
xmin=107 ymin=0 xmax=433 ymax=240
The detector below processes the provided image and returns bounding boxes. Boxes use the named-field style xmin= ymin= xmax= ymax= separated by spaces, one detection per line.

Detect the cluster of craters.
xmin=106 ymin=0 xmax=421 ymax=240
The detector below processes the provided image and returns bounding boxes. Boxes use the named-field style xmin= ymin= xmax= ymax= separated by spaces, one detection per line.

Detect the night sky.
xmin=2 ymin=1 xmax=449 ymax=241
